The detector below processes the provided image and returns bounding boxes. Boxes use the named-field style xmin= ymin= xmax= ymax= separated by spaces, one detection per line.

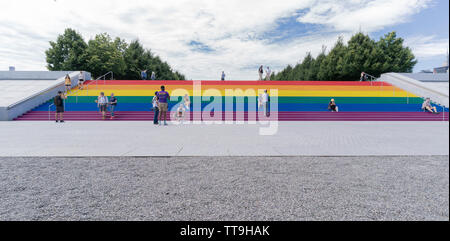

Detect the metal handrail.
xmin=74 ymin=80 xmax=97 ymax=103
xmin=364 ymin=73 xmax=378 ymax=81
xmin=96 ymin=71 xmax=114 ymax=82
xmin=48 ymin=103 xmax=54 ymax=120
xmin=361 ymin=73 xmax=378 ymax=86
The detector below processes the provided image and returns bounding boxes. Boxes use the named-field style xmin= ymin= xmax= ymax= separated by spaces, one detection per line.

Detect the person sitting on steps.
xmin=422 ymin=98 xmax=439 ymax=114
xmin=328 ymin=99 xmax=339 ymax=112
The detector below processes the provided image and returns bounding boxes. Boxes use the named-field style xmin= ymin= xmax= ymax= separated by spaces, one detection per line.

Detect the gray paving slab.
xmin=0 ymin=121 xmax=448 ymax=156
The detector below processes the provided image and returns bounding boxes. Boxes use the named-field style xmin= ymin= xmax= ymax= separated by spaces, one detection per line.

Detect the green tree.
xmin=45 ymin=28 xmax=186 ymax=80
xmin=274 ymin=32 xmax=417 ymax=81
xmin=343 ymin=32 xmax=377 ymax=80
xmin=301 ymin=52 xmax=315 ymax=80
xmin=317 ymin=36 xmax=347 ymax=80
xmin=311 ymin=46 xmax=327 ymax=80
xmin=85 ymin=33 xmax=127 ymax=79
xmin=377 ymin=31 xmax=417 ymax=73
xmin=123 ymin=40 xmax=148 ymax=79
xmin=45 ymin=28 xmax=87 ymax=71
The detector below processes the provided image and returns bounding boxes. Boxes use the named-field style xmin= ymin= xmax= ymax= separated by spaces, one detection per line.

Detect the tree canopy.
xmin=45 ymin=28 xmax=186 ymax=80
xmin=272 ymin=32 xmax=417 ymax=81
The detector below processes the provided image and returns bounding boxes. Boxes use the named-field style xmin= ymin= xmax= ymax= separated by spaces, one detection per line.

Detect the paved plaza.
xmin=0 ymin=121 xmax=448 ymax=156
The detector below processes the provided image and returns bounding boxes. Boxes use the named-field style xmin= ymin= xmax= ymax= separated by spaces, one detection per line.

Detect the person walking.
xmin=221 ymin=71 xmax=226 ymax=81
xmin=151 ymin=71 xmax=156 ymax=80
xmin=141 ymin=70 xmax=147 ymax=80
xmin=258 ymin=65 xmax=264 ymax=80
xmin=78 ymin=71 xmax=85 ymax=90
xmin=54 ymin=91 xmax=67 ymax=123
xmin=109 ymin=93 xmax=117 ymax=120
xmin=157 ymin=86 xmax=170 ymax=126
xmin=95 ymin=92 xmax=109 ymax=120
xmin=265 ymin=67 xmax=271 ymax=81
xmin=152 ymin=91 xmax=159 ymax=125
xmin=64 ymin=74 xmax=72 ymax=93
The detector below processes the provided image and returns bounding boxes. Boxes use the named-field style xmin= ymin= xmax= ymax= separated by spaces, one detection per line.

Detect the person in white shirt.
xmin=183 ymin=94 xmax=191 ymax=111
xmin=265 ymin=67 xmax=271 ymax=81
xmin=260 ymin=90 xmax=270 ymax=116
xmin=95 ymin=92 xmax=109 ymax=120
xmin=78 ymin=71 xmax=85 ymax=90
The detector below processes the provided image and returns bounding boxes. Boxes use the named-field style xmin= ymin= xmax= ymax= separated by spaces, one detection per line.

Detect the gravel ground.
xmin=0 ymin=156 xmax=448 ymax=221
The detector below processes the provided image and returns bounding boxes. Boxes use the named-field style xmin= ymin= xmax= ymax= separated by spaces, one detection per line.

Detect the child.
xmin=174 ymin=105 xmax=186 ymax=122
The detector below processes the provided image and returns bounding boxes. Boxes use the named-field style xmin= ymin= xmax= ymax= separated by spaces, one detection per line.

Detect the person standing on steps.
xmin=152 ymin=91 xmax=159 ymax=125
xmin=64 ymin=74 xmax=71 ymax=93
xmin=151 ymin=71 xmax=156 ymax=80
xmin=183 ymin=94 xmax=191 ymax=111
xmin=265 ymin=67 xmax=271 ymax=81
xmin=258 ymin=65 xmax=264 ymax=80
xmin=78 ymin=71 xmax=85 ymax=90
xmin=260 ymin=90 xmax=270 ymax=117
xmin=141 ymin=70 xmax=147 ymax=80
xmin=221 ymin=71 xmax=226 ymax=81
xmin=95 ymin=92 xmax=109 ymax=120
xmin=157 ymin=86 xmax=170 ymax=126
xmin=109 ymin=93 xmax=117 ymax=120
xmin=54 ymin=91 xmax=67 ymax=123
xmin=360 ymin=72 xmax=367 ymax=82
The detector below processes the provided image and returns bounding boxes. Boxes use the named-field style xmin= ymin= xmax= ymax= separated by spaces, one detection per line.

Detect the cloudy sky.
xmin=0 ymin=0 xmax=448 ymax=80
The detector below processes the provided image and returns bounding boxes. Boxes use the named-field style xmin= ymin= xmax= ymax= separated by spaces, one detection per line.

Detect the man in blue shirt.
xmin=221 ymin=71 xmax=226 ymax=81
xmin=141 ymin=70 xmax=147 ymax=80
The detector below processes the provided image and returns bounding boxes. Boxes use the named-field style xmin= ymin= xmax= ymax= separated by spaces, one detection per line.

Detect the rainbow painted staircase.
xmin=14 ymin=80 xmax=449 ymax=121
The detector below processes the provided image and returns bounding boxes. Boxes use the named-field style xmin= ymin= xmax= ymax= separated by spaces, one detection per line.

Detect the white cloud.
xmin=0 ymin=0 xmax=437 ymax=79
xmin=298 ymin=0 xmax=431 ymax=32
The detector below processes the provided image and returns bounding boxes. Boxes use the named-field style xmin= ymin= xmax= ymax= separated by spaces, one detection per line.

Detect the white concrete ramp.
xmin=381 ymin=73 xmax=449 ymax=107
xmin=0 ymin=71 xmax=90 ymax=121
